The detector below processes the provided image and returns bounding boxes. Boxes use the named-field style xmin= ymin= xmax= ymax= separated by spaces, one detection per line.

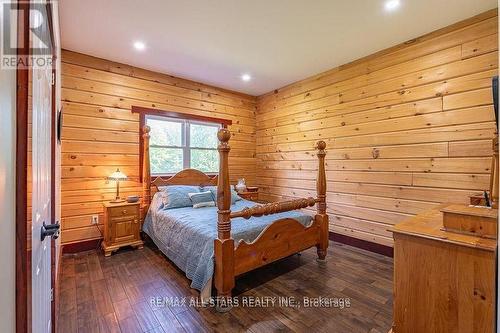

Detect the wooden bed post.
xmin=142 ymin=125 xmax=151 ymax=219
xmin=214 ymin=128 xmax=234 ymax=312
xmin=315 ymin=140 xmax=329 ymax=261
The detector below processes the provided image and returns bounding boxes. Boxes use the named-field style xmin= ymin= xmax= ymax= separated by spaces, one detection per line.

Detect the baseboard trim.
xmin=61 ymin=234 xmax=393 ymax=258
xmin=62 ymin=239 xmax=101 ymax=254
xmin=329 ymin=232 xmax=393 ymax=258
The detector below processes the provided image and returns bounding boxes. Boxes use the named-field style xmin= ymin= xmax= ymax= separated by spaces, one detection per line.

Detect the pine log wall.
xmin=60 ymin=50 xmax=257 ymax=244
xmin=256 ymin=10 xmax=498 ymax=247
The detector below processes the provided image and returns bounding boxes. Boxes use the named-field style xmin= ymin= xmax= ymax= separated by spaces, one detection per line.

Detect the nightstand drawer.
xmin=109 ymin=215 xmax=139 ymax=224
xmin=239 ymin=191 xmax=259 ymax=201
xmin=109 ymin=205 xmax=139 ymax=218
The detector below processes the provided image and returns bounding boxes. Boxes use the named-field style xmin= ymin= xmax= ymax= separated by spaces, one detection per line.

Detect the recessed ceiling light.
xmin=241 ymin=73 xmax=251 ymax=82
xmin=133 ymin=41 xmax=146 ymax=51
xmin=384 ymin=0 xmax=400 ymax=11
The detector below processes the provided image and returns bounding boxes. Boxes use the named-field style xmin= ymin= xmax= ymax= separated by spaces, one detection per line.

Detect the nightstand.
xmin=102 ymin=201 xmax=143 ymax=256
xmin=238 ymin=188 xmax=259 ymax=202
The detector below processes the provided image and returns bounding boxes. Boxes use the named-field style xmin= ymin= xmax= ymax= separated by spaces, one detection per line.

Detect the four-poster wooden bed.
xmin=141 ymin=125 xmax=329 ymax=306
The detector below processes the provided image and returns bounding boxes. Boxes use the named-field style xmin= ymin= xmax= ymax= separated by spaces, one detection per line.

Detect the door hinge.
xmin=50 ymin=288 xmax=54 ymax=301
xmin=51 ymin=72 xmax=55 ymax=86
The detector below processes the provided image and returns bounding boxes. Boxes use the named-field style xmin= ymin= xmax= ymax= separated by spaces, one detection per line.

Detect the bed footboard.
xmin=214 ymin=129 xmax=328 ymax=310
xmin=234 ymin=217 xmax=322 ymax=275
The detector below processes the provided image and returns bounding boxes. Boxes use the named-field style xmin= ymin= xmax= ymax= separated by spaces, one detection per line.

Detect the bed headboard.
xmin=151 ymin=169 xmax=218 ymax=188
xmin=141 ymin=125 xmax=218 ymax=216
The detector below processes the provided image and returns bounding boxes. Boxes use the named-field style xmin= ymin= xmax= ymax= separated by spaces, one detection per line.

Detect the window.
xmin=146 ymin=115 xmax=220 ymax=175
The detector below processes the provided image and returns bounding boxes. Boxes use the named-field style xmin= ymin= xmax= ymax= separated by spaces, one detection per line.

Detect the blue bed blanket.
xmin=143 ymin=196 xmax=313 ymax=291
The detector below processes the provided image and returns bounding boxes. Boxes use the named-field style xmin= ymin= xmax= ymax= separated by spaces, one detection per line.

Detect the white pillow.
xmin=188 ymin=191 xmax=216 ymax=208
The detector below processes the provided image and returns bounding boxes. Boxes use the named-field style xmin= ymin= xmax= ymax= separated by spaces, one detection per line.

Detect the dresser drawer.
xmin=109 ymin=205 xmax=139 ymax=218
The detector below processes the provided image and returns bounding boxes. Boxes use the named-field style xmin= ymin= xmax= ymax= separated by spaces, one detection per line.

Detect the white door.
xmin=30 ymin=4 xmax=54 ymax=333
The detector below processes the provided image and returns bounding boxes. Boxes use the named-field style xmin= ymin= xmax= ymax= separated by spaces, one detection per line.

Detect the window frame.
xmin=133 ymin=106 xmax=232 ymax=181
xmin=145 ymin=115 xmax=222 ymax=176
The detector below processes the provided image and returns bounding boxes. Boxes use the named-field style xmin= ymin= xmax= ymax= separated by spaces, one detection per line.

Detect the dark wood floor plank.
xmin=59 ymin=242 xmax=393 ymax=333
xmin=75 ymin=273 xmax=92 ymax=305
xmin=60 ymin=274 xmax=76 ymax=292
xmin=59 ymin=287 xmax=77 ymax=316
xmin=98 ymin=313 xmax=122 ymax=333
xmin=62 ymin=256 xmax=76 ymax=277
xmin=145 ymin=326 xmax=166 ymax=333
xmin=87 ymin=251 xmax=105 ymax=281
xmin=175 ymin=308 xmax=210 ymax=333
xmin=57 ymin=310 xmax=77 ymax=333
xmin=146 ymin=326 xmax=165 ymax=333
xmin=139 ymin=281 xmax=161 ymax=301
xmin=91 ymin=279 xmax=110 ymax=298
xmin=113 ymin=298 xmax=135 ymax=321
xmin=124 ymin=283 xmax=147 ymax=305
xmin=76 ymin=299 xmax=98 ymax=330
xmin=106 ymin=275 xmax=128 ymax=303
xmin=95 ymin=290 xmax=115 ymax=317
xmin=77 ymin=319 xmax=101 ymax=333
xmin=119 ymin=315 xmax=143 ymax=333
xmin=153 ymin=307 xmax=186 ymax=333
xmin=133 ymin=301 xmax=161 ymax=332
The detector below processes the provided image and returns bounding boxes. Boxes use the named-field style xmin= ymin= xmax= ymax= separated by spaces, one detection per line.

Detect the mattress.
xmin=143 ymin=195 xmax=313 ymax=291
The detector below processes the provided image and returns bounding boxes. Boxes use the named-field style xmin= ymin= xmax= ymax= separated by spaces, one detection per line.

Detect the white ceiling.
xmin=59 ymin=0 xmax=497 ymax=96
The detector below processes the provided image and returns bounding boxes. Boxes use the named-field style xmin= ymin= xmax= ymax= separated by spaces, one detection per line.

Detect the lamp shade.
xmin=108 ymin=168 xmax=127 ymax=181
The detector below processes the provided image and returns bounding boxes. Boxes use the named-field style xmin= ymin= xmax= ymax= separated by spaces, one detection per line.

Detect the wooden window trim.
xmin=132 ymin=106 xmax=232 ymax=126
xmin=132 ymin=106 xmax=232 ymax=182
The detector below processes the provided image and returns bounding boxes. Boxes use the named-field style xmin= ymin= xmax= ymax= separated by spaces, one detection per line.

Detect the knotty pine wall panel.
xmin=256 ymin=10 xmax=498 ymax=247
xmin=61 ymin=50 xmax=257 ymax=244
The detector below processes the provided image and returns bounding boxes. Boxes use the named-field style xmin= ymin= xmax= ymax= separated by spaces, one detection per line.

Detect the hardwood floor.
xmin=58 ymin=241 xmax=393 ymax=333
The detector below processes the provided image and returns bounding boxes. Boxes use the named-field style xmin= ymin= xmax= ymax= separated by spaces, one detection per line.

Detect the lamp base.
xmin=109 ymin=199 xmax=126 ymax=204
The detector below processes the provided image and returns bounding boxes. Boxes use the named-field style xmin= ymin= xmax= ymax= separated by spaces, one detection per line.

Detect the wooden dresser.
xmin=102 ymin=201 xmax=143 ymax=256
xmin=391 ymin=205 xmax=496 ymax=333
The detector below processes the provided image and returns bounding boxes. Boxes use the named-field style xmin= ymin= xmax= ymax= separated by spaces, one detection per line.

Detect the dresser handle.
xmin=122 ymin=209 xmax=127 ymax=215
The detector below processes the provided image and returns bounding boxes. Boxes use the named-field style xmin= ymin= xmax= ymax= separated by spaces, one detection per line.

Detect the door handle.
xmin=41 ymin=221 xmax=60 ymax=241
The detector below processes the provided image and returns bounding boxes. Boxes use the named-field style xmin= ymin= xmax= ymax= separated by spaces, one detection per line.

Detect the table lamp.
xmin=108 ymin=168 xmax=127 ymax=203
